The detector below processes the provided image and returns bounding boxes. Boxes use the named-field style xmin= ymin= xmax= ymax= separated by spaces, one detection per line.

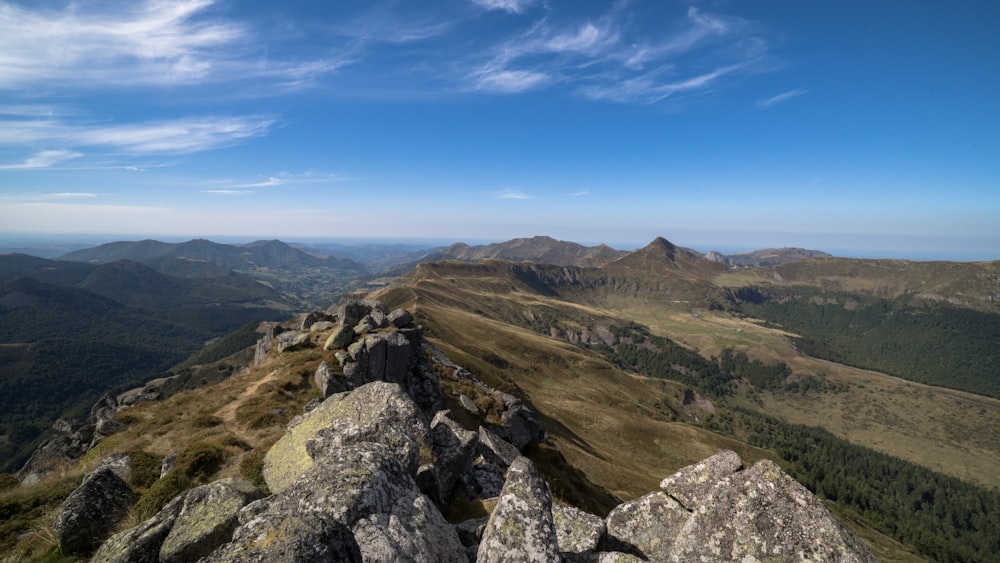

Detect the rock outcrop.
xmin=81 ymin=301 xmax=877 ymax=563
xmin=54 ymin=467 xmax=137 ymax=556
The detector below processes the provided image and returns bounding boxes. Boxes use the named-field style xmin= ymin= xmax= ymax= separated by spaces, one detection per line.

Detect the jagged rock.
xmin=324 ymin=324 xmax=355 ymax=350
xmin=253 ymin=324 xmax=284 ymax=366
xmin=203 ymin=512 xmax=362 ymax=562
xmin=300 ymin=311 xmax=336 ymax=331
xmin=16 ymin=420 xmax=92 ymax=485
xmin=309 ymin=320 xmax=336 ymax=332
xmin=353 ymin=315 xmax=379 ymax=335
xmin=469 ymin=462 xmax=507 ymax=498
xmin=669 ymin=459 xmax=878 ymax=562
xmin=428 ymin=410 xmax=480 ymax=506
xmin=596 ymin=553 xmax=645 ymax=563
xmin=338 ymin=328 xmax=443 ymax=412
xmin=92 ymin=479 xmax=262 ymax=563
xmin=90 ymin=392 xmax=127 ymax=445
xmin=313 ymin=360 xmax=344 ymax=398
xmin=500 ymin=401 xmax=546 ymax=451
xmin=262 ymin=381 xmax=430 ymax=493
xmin=458 ymin=393 xmax=480 ymax=414
xmin=338 ymin=299 xmax=388 ymax=328
xmin=388 ymin=308 xmax=414 ymax=328
xmin=92 ymin=491 xmax=185 ymax=563
xmin=604 ymin=491 xmax=688 ymax=561
xmin=478 ymin=425 xmax=521 ymax=469
xmin=455 ymin=516 xmax=488 ymax=548
xmin=119 ymin=384 xmax=162 ymax=407
xmin=275 ymin=330 xmax=311 ymax=353
xmin=92 ymin=452 xmax=132 ymax=483
xmin=53 ymin=467 xmax=137 ymax=556
xmin=553 ymin=503 xmax=606 ymax=560
xmin=478 ymin=456 xmax=561 ymax=563
xmin=659 ymin=449 xmax=742 ymax=509
xmin=232 ymin=442 xmax=464 ymax=563
xmin=160 ymin=452 xmax=179 ymax=478
xmin=159 ymin=479 xmax=264 ymax=563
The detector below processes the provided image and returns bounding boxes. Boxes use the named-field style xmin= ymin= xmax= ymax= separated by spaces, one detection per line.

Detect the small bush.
xmin=126 ymin=451 xmax=163 ymax=490
xmin=0 ymin=473 xmax=19 ymax=493
xmin=190 ymin=414 xmax=223 ymax=429
xmin=239 ymin=449 xmax=268 ymax=492
xmin=132 ymin=441 xmax=226 ymax=519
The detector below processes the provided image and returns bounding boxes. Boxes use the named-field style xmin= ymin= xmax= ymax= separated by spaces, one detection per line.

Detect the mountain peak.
xmin=604 ymin=236 xmax=723 ymax=279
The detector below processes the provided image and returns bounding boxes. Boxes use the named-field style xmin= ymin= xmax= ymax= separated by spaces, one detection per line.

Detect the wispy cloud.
xmin=232 ymin=172 xmax=345 ymax=189
xmin=0 ymin=115 xmax=275 ymax=155
xmin=570 ymin=189 xmax=589 ymax=197
xmin=468 ymin=4 xmax=765 ymax=103
xmin=758 ymin=88 xmax=808 ymax=108
xmin=41 ymin=192 xmax=99 ymax=199
xmin=0 ymin=0 xmax=336 ymax=90
xmin=496 ymin=189 xmax=533 ymax=200
xmin=202 ymin=189 xmax=254 ymax=195
xmin=0 ymin=149 xmax=82 ymax=169
xmin=469 ymin=0 xmax=537 ymax=14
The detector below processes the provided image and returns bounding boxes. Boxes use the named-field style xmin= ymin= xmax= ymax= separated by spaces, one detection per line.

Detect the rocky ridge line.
xmin=52 ymin=299 xmax=875 ymax=561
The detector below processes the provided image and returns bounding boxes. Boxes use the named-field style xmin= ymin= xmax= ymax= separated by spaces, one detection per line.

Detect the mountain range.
xmin=2 ymin=235 xmax=998 ymax=561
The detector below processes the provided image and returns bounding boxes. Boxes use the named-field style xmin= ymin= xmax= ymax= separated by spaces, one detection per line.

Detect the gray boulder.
xmin=604 ymin=491 xmax=688 ymax=561
xmin=324 ymin=324 xmax=355 ymax=350
xmin=300 ymin=311 xmax=336 ymax=331
xmin=159 ymin=479 xmax=264 ymax=563
xmin=338 ymin=299 xmax=388 ymax=328
xmin=338 ymin=328 xmax=443 ymax=412
xmin=204 ymin=512 xmax=361 ymax=563
xmin=53 ymin=467 xmax=137 ymax=556
xmin=669 ymin=459 xmax=878 ymax=562
xmin=262 ymin=381 xmax=430 ymax=493
xmin=313 ymin=360 xmax=344 ymax=398
xmin=229 ymin=442 xmax=465 ymax=563
xmin=428 ymin=411 xmax=480 ymax=506
xmin=388 ymin=308 xmax=414 ymax=328
xmin=500 ymin=401 xmax=546 ymax=451
xmin=478 ymin=456 xmax=561 ymax=563
xmin=92 ymin=479 xmax=262 ymax=563
xmin=275 ymin=331 xmax=311 ymax=353
xmin=553 ymin=503 xmax=606 ymax=561
xmin=659 ymin=449 xmax=742 ymax=509
xmin=309 ymin=320 xmax=336 ymax=332
xmin=478 ymin=425 xmax=521 ymax=469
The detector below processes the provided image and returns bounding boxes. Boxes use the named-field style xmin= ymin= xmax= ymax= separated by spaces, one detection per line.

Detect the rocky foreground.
xmin=49 ymin=300 xmax=876 ymax=562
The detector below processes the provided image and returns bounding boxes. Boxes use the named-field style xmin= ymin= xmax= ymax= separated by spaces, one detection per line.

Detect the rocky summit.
xmin=60 ymin=300 xmax=875 ymax=561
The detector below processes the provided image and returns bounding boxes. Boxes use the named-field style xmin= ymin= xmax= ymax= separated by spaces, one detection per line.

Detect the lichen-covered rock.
xmin=313 ymin=360 xmax=344 ymax=398
xmin=553 ymin=503 xmax=605 ymax=560
xmin=203 ymin=512 xmax=362 ymax=563
xmin=301 ymin=311 xmax=336 ymax=331
xmin=323 ymin=324 xmax=354 ymax=350
xmin=262 ymin=381 xmax=429 ymax=493
xmin=478 ymin=456 xmax=561 ymax=563
xmin=230 ymin=442 xmax=464 ymax=563
xmin=428 ymin=410 xmax=479 ymax=506
xmin=91 ymin=492 xmax=185 ymax=563
xmin=158 ymin=479 xmax=263 ymax=563
xmin=53 ymin=467 xmax=137 ymax=556
xmin=500 ymin=401 xmax=546 ymax=451
xmin=604 ymin=491 xmax=687 ymax=561
xmin=659 ymin=449 xmax=742 ymax=509
xmin=469 ymin=462 xmax=507 ymax=498
xmin=478 ymin=426 xmax=521 ymax=470
xmin=275 ymin=331 xmax=311 ymax=353
xmin=669 ymin=460 xmax=878 ymax=562
xmin=388 ymin=308 xmax=414 ymax=328
xmin=309 ymin=320 xmax=336 ymax=332
xmin=459 ymin=393 xmax=480 ymax=414
xmin=338 ymin=299 xmax=387 ymax=328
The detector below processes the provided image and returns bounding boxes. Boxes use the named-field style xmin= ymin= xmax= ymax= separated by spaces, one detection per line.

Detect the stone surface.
xmin=324 ymin=324 xmax=355 ymax=350
xmin=669 ymin=460 xmax=878 ymax=562
xmin=604 ymin=491 xmax=688 ymax=561
xmin=158 ymin=479 xmax=263 ymax=563
xmin=500 ymin=401 xmax=546 ymax=451
xmin=275 ymin=331 xmax=311 ymax=353
xmin=659 ymin=449 xmax=742 ymax=509
xmin=91 ymin=493 xmax=185 ymax=563
xmin=478 ymin=456 xmax=561 ymax=563
xmin=388 ymin=308 xmax=414 ymax=328
xmin=428 ymin=410 xmax=480 ymax=506
xmin=262 ymin=381 xmax=429 ymax=493
xmin=313 ymin=360 xmax=343 ymax=398
xmin=232 ymin=442 xmax=464 ymax=563
xmin=479 ymin=425 xmax=522 ymax=469
xmin=553 ymin=503 xmax=606 ymax=559
xmin=54 ymin=467 xmax=137 ymax=556
xmin=203 ymin=512 xmax=362 ymax=563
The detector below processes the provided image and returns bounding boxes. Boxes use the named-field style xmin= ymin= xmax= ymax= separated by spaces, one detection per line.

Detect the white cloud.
xmin=475 ymin=69 xmax=549 ymax=93
xmin=581 ymin=63 xmax=744 ymax=104
xmin=570 ymin=189 xmax=589 ymax=197
xmin=758 ymin=88 xmax=808 ymax=108
xmin=469 ymin=0 xmax=537 ymax=14
xmin=546 ymin=23 xmax=616 ymax=54
xmin=0 ymin=149 xmax=82 ymax=169
xmin=0 ymin=115 xmax=275 ymax=154
xmin=202 ymin=189 xmax=254 ymax=195
xmin=41 ymin=192 xmax=99 ymax=199
xmin=497 ymin=189 xmax=533 ymax=200
xmin=0 ymin=0 xmax=334 ymax=90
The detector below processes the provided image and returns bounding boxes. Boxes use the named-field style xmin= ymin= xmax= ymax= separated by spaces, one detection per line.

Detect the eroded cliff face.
xmin=68 ymin=300 xmax=875 ymax=561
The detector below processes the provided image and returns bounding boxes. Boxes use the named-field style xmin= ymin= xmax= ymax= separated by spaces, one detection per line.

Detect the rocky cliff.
xmin=53 ymin=299 xmax=875 ymax=561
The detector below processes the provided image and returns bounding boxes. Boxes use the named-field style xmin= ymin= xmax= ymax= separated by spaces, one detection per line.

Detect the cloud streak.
xmin=0 ymin=0 xmax=335 ymax=90
xmin=496 ymin=189 xmax=533 ymax=200
xmin=758 ymin=88 xmax=809 ymax=108
xmin=0 ymin=149 xmax=82 ymax=169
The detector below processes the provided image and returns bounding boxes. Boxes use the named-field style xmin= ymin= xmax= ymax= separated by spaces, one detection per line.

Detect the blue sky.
xmin=1 ymin=0 xmax=998 ymax=259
